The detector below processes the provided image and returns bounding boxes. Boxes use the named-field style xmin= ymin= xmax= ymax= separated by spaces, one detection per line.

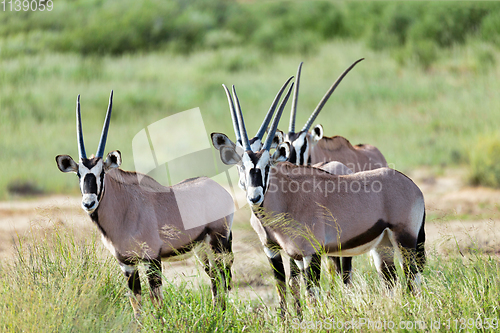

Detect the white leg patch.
xmin=303 ymin=255 xmax=312 ymax=270
xmin=264 ymin=246 xmax=280 ymax=259
xmin=120 ymin=263 xmax=136 ymax=275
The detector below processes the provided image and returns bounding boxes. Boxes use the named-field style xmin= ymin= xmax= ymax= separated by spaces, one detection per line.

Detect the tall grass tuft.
xmin=0 ymin=225 xmax=132 ymax=332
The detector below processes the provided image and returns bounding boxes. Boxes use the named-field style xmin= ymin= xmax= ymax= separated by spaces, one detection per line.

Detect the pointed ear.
xmin=219 ymin=146 xmax=241 ymax=165
xmin=104 ymin=150 xmax=122 ymax=171
xmin=270 ymin=130 xmax=284 ymax=149
xmin=56 ymin=155 xmax=78 ymax=173
xmin=271 ymin=142 xmax=290 ymax=165
xmin=211 ymin=132 xmax=235 ymax=151
xmin=312 ymin=124 xmax=323 ymax=142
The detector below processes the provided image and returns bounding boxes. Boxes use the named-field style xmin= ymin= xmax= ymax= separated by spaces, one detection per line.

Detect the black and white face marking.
xmin=241 ymin=150 xmax=271 ymax=206
xmin=78 ymin=157 xmax=105 ymax=213
xmin=286 ymin=131 xmax=309 ymax=166
xmin=56 ymin=151 xmax=121 ymax=214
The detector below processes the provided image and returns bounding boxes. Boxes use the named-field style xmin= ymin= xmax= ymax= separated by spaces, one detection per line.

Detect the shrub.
xmin=469 ymin=135 xmax=500 ymax=188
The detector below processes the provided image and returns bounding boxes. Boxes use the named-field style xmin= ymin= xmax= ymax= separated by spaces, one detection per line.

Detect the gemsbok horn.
xmin=286 ymin=59 xmax=387 ymax=172
xmin=56 ymin=91 xmax=235 ymax=318
xmin=217 ymin=86 xmax=426 ymax=317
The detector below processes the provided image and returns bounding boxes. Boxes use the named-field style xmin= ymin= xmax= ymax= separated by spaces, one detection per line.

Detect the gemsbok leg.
xmin=265 ymin=246 xmax=288 ymax=317
xmin=147 ymin=257 xmax=164 ymax=308
xmin=328 ymin=257 xmax=353 ymax=285
xmin=120 ymin=262 xmax=142 ymax=317
xmin=201 ymin=230 xmax=233 ymax=309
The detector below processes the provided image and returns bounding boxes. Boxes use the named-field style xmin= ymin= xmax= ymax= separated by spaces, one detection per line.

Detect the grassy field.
xmin=1 ymin=40 xmax=500 ymax=198
xmin=0 ymin=220 xmax=498 ymax=332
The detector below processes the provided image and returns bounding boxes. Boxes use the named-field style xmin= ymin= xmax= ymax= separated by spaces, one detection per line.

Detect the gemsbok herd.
xmin=56 ymin=59 xmax=426 ymax=319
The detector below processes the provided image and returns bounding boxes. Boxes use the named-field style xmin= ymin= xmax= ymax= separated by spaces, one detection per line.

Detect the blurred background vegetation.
xmin=1 ymin=0 xmax=500 ymax=198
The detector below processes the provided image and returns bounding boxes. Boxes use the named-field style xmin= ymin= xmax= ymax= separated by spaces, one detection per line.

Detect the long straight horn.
xmin=302 ymin=58 xmax=364 ymax=132
xmin=263 ymin=82 xmax=294 ymax=151
xmin=96 ymin=90 xmax=113 ymax=158
xmin=232 ymin=85 xmax=251 ymax=151
xmin=76 ymin=95 xmax=87 ymax=160
xmin=254 ymin=75 xmax=294 ymax=140
xmin=289 ymin=62 xmax=303 ymax=133
xmin=222 ymin=84 xmax=241 ymax=143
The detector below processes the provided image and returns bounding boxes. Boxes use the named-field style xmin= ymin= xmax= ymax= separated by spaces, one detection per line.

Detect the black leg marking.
xmin=125 ymin=268 xmax=141 ymax=297
xmin=331 ymin=257 xmax=352 ymax=285
xmin=416 ymin=211 xmax=426 ymax=272
xmin=205 ymin=231 xmax=234 ymax=310
xmin=269 ymin=255 xmax=287 ymax=318
xmin=380 ymin=261 xmax=398 ymax=288
xmin=397 ymin=235 xmax=419 ymax=293
xmin=122 ymin=265 xmax=142 ymax=317
xmin=303 ymin=254 xmax=321 ymax=297
xmin=147 ymin=257 xmax=163 ymax=307
xmin=289 ymin=258 xmax=302 ymax=317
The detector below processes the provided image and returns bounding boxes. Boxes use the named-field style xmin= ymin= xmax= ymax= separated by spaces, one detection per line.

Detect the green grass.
xmin=1 ymin=40 xmax=500 ymax=198
xmin=0 ymin=224 xmax=498 ymax=332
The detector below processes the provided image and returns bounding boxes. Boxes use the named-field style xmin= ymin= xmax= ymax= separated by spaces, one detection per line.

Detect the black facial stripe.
xmin=263 ymin=165 xmax=270 ymax=193
xmin=97 ymin=171 xmax=105 ymax=201
xmin=288 ymin=146 xmax=297 ymax=164
xmin=83 ymin=173 xmax=98 ymax=194
xmin=249 ymin=169 xmax=264 ymax=189
xmin=299 ymin=140 xmax=307 ymax=165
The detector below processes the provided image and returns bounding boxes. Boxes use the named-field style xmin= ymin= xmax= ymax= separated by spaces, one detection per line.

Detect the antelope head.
xmin=56 ymin=91 xmax=121 ymax=214
xmin=218 ymin=81 xmax=293 ymax=206
xmin=286 ymin=59 xmax=364 ymax=165
xmin=211 ymin=77 xmax=292 ymax=190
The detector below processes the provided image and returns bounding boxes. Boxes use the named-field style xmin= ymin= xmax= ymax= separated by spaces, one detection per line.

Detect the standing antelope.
xmin=55 ymin=91 xmax=234 ymax=318
xmin=211 ymin=79 xmax=354 ymax=314
xmin=286 ymin=59 xmax=389 ymax=286
xmin=217 ymin=86 xmax=426 ymax=316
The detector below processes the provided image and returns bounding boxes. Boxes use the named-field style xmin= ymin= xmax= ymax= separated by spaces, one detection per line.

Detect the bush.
xmin=469 ymin=135 xmax=500 ymax=188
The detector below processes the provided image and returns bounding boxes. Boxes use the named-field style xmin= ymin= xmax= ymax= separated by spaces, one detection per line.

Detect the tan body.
xmin=309 ymin=133 xmax=388 ymax=172
xmin=252 ymin=163 xmax=423 ymax=259
xmin=97 ymin=169 xmax=234 ymax=261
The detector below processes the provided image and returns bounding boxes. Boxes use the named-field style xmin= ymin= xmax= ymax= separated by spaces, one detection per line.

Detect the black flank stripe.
xmin=340 ymin=219 xmax=390 ymax=250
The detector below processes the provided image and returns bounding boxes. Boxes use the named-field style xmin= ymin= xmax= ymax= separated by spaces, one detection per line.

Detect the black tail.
xmin=416 ymin=210 xmax=426 ymax=272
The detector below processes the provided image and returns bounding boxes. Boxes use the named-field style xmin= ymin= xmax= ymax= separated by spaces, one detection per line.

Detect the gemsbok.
xmin=286 ymin=60 xmax=389 ymax=286
xmin=55 ymin=91 xmax=234 ymax=318
xmin=211 ymin=79 xmax=356 ymax=313
xmin=217 ymin=86 xmax=426 ymax=316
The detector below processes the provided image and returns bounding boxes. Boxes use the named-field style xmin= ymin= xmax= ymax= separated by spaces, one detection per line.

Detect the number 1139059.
xmin=2 ymin=0 xmax=53 ymax=11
